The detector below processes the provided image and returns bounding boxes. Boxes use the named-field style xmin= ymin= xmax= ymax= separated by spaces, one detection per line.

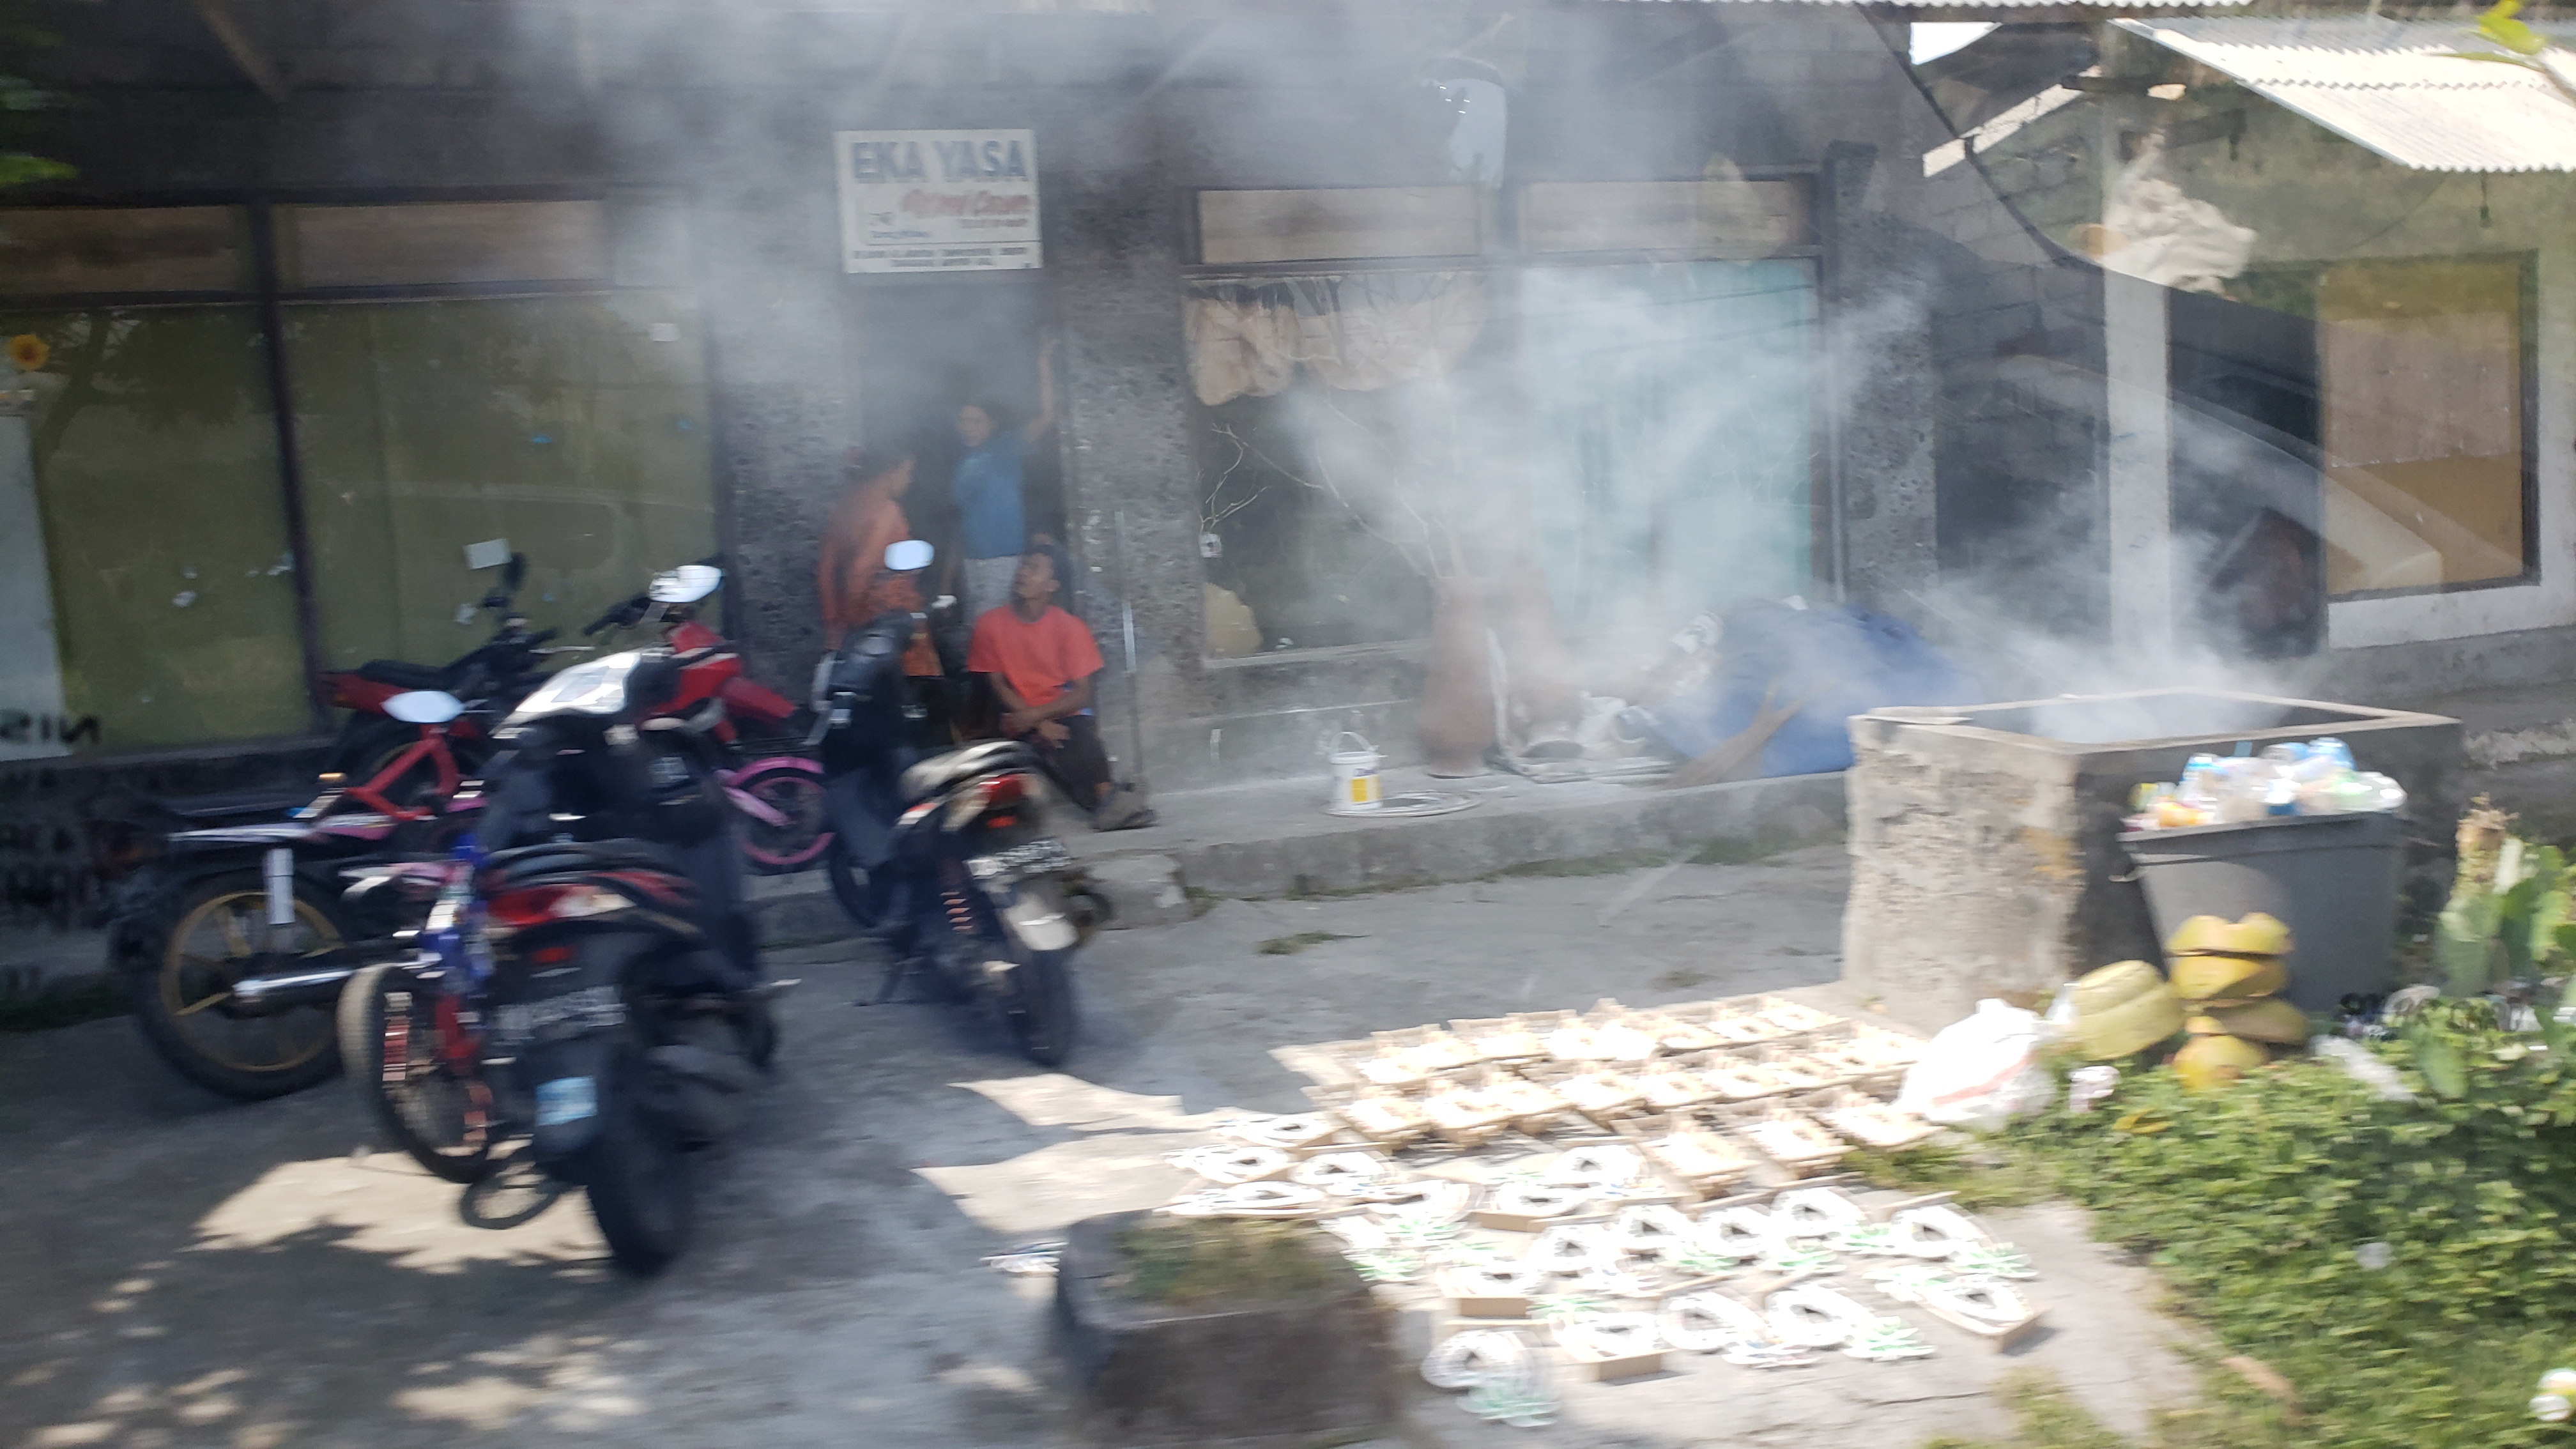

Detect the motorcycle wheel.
xmin=822 ymin=838 xmax=880 ymax=931
xmin=336 ymin=963 xmax=493 ymax=1184
xmin=129 ymin=871 xmax=346 ymax=1100
xmin=1004 ymin=947 xmax=1078 ymax=1068
xmin=732 ymin=757 xmax=831 ymax=874
xmin=579 ymin=1048 xmax=696 ymax=1277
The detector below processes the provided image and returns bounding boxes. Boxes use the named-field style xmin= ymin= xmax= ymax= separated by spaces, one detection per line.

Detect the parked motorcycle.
xmin=811 ymin=540 xmax=1101 ymax=1067
xmin=318 ymin=553 xmax=571 ymax=808
xmin=337 ymin=567 xmax=774 ymax=1275
xmin=584 ymin=559 xmax=831 ymax=875
xmin=105 ymin=791 xmax=457 ymax=1100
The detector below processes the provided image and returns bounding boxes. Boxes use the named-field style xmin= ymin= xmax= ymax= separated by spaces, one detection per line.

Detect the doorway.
xmin=846 ymin=277 xmax=1062 ymax=574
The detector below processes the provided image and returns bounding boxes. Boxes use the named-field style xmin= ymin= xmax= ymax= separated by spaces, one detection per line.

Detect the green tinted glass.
xmin=4 ymin=307 xmax=306 ymax=751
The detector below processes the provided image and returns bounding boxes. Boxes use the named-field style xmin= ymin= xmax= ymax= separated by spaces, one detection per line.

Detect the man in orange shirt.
xmin=966 ymin=544 xmax=1153 ymax=831
xmin=815 ymin=447 xmax=940 ymax=678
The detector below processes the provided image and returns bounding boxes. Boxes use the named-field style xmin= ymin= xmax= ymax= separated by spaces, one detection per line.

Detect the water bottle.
xmin=2308 ymin=737 xmax=2355 ymax=770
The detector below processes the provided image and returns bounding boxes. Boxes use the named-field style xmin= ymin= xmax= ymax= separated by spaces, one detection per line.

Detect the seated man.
xmin=966 ymin=544 xmax=1154 ymax=831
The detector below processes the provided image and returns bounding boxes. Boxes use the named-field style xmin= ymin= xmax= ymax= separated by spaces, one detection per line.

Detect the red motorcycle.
xmin=315 ymin=555 xmax=569 ymax=808
xmin=582 ymin=562 xmax=831 ymax=874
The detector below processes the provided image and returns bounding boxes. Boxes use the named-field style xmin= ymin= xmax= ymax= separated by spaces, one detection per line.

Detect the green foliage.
xmin=1906 ymin=1003 xmax=2576 ymax=1448
xmin=0 ymin=3 xmax=70 ymax=189
xmin=1254 ymin=930 xmax=1360 ymax=956
xmin=2436 ymin=829 xmax=2576 ymax=997
xmin=1112 ymin=1218 xmax=1346 ymax=1306
xmin=2479 ymin=0 xmax=2553 ymax=57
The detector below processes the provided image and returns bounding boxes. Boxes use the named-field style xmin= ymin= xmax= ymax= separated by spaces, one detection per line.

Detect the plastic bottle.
xmin=2360 ymin=772 xmax=2407 ymax=813
xmin=2264 ymin=776 xmax=2300 ymax=816
xmin=2308 ymin=737 xmax=2355 ymax=770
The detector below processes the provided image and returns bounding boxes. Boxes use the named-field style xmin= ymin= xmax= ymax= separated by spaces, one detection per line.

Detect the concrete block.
xmin=1083 ymin=852 xmax=1193 ymax=929
xmin=1055 ymin=1211 xmax=1397 ymax=1448
xmin=1840 ymin=690 xmax=2461 ymax=1025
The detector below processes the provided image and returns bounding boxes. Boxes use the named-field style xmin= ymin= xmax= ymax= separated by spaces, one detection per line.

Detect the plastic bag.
xmin=1894 ymin=1000 xmax=2055 ymax=1130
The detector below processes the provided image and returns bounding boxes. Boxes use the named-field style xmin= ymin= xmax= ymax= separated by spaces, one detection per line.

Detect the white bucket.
xmin=1326 ymin=730 xmax=1383 ymax=813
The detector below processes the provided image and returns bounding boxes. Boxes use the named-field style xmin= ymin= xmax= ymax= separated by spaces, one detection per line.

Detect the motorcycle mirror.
xmin=385 ymin=690 xmax=465 ymax=725
xmin=648 ymin=563 xmax=723 ymax=605
xmin=885 ymin=539 xmax=934 ymax=572
xmin=503 ymin=553 xmax=527 ymax=592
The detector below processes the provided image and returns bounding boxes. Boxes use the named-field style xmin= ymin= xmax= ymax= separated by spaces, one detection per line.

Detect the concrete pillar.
xmin=2103 ymin=270 xmax=2172 ymax=657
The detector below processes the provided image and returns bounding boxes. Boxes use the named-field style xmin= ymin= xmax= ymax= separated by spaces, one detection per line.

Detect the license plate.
xmin=983 ymin=837 xmax=1073 ymax=877
xmin=535 ymin=1077 xmax=597 ymax=1126
xmin=493 ymin=985 xmax=625 ymax=1045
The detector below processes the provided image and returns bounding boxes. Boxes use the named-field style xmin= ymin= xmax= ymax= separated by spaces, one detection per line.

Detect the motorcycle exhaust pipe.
xmin=230 ymin=963 xmax=356 ymax=1014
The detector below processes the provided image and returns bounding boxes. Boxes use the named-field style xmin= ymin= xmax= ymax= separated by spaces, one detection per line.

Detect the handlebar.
xmin=583 ymin=595 xmax=646 ymax=636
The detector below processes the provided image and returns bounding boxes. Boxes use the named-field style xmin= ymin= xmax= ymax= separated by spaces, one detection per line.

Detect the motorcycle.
xmin=107 ymin=686 xmax=496 ymax=1100
xmin=811 ymin=540 xmax=1102 ymax=1067
xmin=337 ymin=562 xmax=772 ymax=1275
xmin=316 ymin=553 xmax=571 ymax=809
xmin=585 ymin=560 xmax=832 ymax=875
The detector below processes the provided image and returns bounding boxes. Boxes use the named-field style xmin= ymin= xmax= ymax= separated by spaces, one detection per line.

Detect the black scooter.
xmin=811 ymin=540 xmax=1103 ymax=1066
xmin=337 ymin=624 xmax=776 ymax=1276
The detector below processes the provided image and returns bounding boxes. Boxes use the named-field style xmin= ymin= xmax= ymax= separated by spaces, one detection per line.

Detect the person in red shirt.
xmin=967 ymin=544 xmax=1154 ymax=830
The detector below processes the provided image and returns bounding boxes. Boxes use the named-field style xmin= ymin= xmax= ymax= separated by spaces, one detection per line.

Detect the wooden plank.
xmin=1197 ymin=188 xmax=1479 ymax=266
xmin=289 ymin=201 xmax=611 ymax=289
xmin=1519 ymin=179 xmax=1814 ymax=259
xmin=0 ymin=207 xmax=252 ymax=295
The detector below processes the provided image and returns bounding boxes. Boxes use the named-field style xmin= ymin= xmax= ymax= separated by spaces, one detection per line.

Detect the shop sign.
xmin=834 ymin=129 xmax=1041 ymax=274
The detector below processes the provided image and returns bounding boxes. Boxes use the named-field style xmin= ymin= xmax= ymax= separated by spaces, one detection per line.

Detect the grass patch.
xmin=1923 ymin=1368 xmax=2293 ymax=1449
xmin=0 ymin=975 xmax=127 ymax=1033
xmin=1882 ymin=999 xmax=2576 ymax=1449
xmin=1113 ymin=1218 xmax=1346 ymax=1306
xmin=1186 ymin=887 xmax=1220 ymax=919
xmin=1256 ymin=931 xmax=1360 ymax=956
xmin=1845 ymin=1138 xmax=2055 ymax=1212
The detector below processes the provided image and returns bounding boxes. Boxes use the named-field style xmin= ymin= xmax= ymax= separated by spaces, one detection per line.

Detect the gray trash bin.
xmin=2120 ymin=810 xmax=2405 ymax=1013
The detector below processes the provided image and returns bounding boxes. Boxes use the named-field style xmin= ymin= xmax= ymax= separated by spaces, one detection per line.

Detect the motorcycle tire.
xmin=822 ymin=837 xmax=880 ymax=931
xmin=730 ymin=756 xmax=832 ymax=875
xmin=579 ymin=1048 xmax=696 ymax=1277
xmin=336 ymin=963 xmax=493 ymax=1184
xmin=1004 ymin=947 xmax=1078 ymax=1068
xmin=128 ymin=871 xmax=348 ymax=1100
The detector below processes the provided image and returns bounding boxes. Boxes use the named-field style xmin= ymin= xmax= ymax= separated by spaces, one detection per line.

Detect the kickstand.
xmin=863 ymin=953 xmax=926 ymax=1006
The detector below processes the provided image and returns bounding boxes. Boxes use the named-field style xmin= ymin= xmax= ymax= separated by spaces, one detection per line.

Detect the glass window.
xmin=286 ymin=290 xmax=717 ymax=668
xmin=1 ymin=305 xmax=307 ymax=750
xmin=1519 ymin=261 xmax=1820 ymax=631
xmin=2317 ymin=256 xmax=2529 ymax=597
xmin=1188 ymin=272 xmax=1483 ymax=654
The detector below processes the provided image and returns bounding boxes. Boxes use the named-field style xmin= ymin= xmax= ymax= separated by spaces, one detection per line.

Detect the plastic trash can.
xmin=2121 ymin=810 xmax=2405 ymax=1013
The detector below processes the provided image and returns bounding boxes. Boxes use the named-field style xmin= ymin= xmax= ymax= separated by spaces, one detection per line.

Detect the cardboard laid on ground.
xmin=1161 ymin=994 xmax=2042 ymax=1427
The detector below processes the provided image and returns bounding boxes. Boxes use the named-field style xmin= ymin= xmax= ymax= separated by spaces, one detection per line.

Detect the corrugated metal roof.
xmin=2115 ymin=17 xmax=2576 ymax=171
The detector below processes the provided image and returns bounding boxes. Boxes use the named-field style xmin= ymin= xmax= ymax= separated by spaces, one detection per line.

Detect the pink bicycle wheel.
xmin=730 ymin=756 xmax=832 ymax=872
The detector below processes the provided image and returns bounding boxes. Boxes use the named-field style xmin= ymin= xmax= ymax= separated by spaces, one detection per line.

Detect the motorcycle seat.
xmin=900 ymin=740 xmax=1038 ymax=804
xmin=353 ymin=658 xmax=452 ymax=690
xmin=482 ymin=839 xmax=684 ymax=885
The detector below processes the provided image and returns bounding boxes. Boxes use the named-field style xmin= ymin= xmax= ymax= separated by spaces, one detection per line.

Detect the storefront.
xmin=1 ymin=196 xmax=719 ymax=761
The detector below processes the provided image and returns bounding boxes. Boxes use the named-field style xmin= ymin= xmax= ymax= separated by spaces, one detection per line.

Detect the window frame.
xmin=0 ymin=187 xmax=715 ymax=751
xmin=1179 ymin=175 xmax=1828 ymax=668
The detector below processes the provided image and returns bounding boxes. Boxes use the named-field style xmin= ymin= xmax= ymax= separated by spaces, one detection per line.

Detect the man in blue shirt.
xmin=951 ymin=335 xmax=1058 ymax=625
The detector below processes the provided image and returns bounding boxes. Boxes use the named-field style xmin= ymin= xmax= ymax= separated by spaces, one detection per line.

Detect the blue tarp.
xmin=1623 ymin=602 xmax=1983 ymax=778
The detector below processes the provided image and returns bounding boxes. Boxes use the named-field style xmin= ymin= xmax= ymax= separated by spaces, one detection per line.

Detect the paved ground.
xmin=0 ymin=848 xmax=2198 ymax=1449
